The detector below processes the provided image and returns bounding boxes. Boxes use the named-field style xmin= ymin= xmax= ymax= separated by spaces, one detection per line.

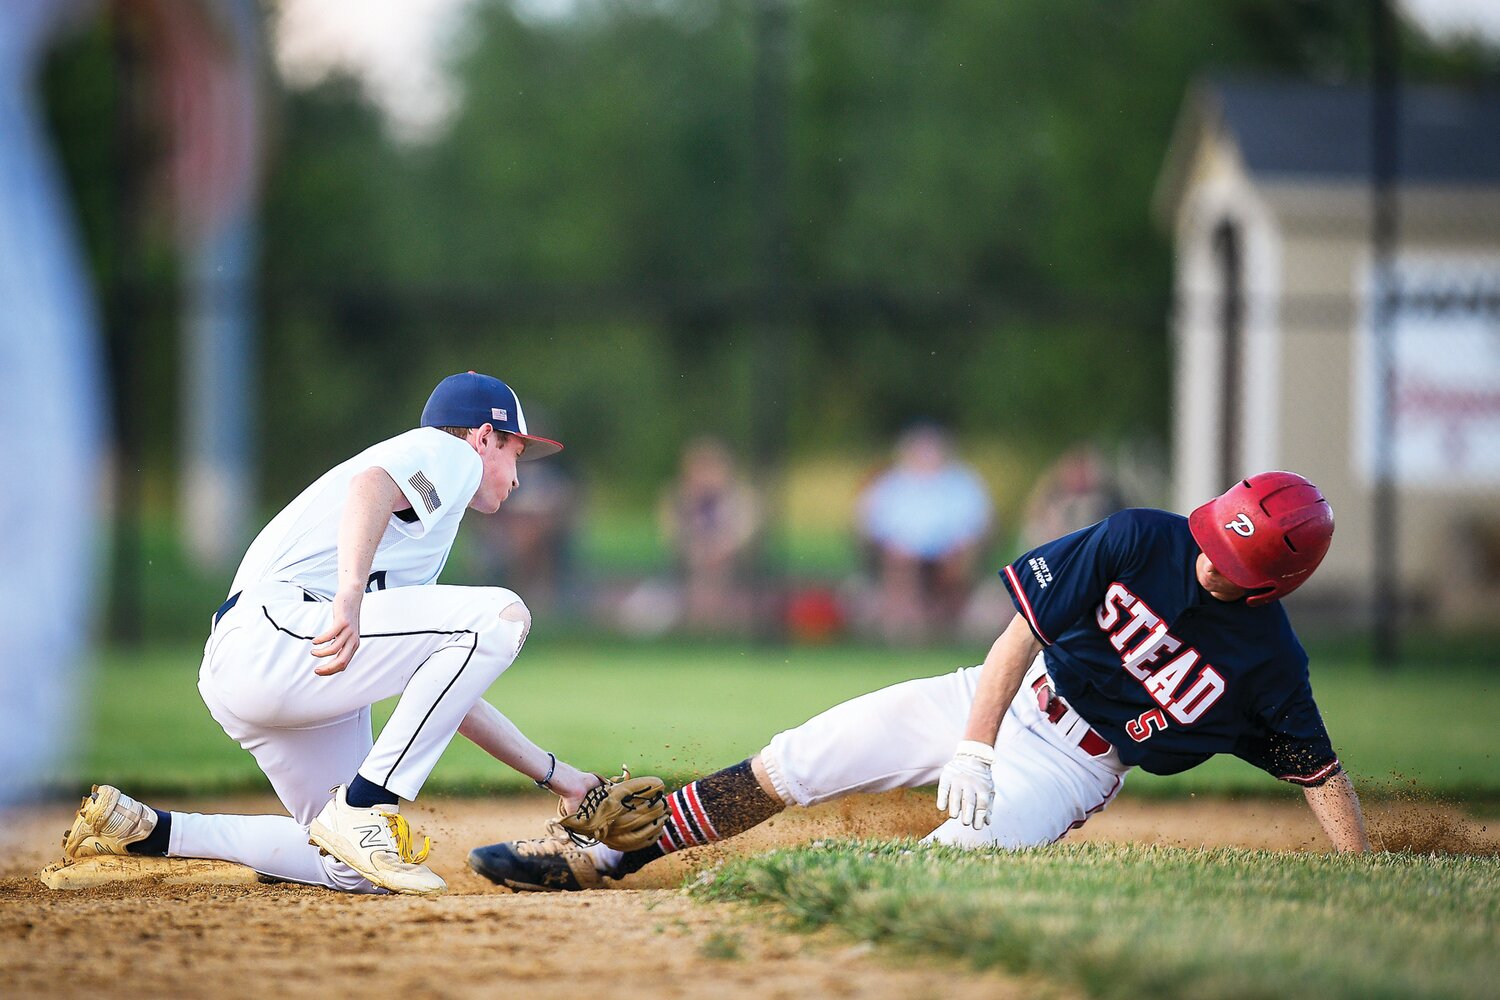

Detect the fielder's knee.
xmin=464 ymin=589 xmax=529 ymax=637
xmin=500 ymin=597 xmax=531 ymax=650
xmin=466 ymin=594 xmax=530 ymax=680
xmin=499 ymin=598 xmax=530 ymax=629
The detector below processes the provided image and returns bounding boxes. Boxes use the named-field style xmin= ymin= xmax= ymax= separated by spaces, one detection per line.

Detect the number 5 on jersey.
xmin=1126 ymin=708 xmax=1167 ymax=742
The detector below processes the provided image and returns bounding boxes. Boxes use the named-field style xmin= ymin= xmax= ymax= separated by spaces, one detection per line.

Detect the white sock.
xmin=585 ymin=842 xmax=624 ymax=876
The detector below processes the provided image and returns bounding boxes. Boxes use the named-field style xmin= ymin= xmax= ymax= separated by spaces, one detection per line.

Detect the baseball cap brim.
xmin=515 ymin=434 xmax=563 ymax=461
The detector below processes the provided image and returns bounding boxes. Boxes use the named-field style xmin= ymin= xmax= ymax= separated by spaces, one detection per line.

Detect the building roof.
xmin=1154 ymin=76 xmax=1500 ymax=227
xmin=1214 ymin=78 xmax=1500 ymax=183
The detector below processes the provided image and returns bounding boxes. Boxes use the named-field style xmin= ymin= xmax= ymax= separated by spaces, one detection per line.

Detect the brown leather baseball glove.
xmin=555 ymin=769 xmax=668 ymax=852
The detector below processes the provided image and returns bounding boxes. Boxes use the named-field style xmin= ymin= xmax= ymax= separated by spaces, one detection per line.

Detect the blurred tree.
xmin=49 ymin=0 xmax=1500 ymax=507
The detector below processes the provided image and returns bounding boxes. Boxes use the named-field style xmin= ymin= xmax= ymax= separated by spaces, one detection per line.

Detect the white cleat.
xmin=308 ymin=785 xmax=447 ymax=897
xmin=62 ymin=784 xmax=158 ymax=859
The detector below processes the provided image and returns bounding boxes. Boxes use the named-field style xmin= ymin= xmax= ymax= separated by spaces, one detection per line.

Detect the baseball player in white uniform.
xmin=63 ymin=372 xmax=611 ymax=896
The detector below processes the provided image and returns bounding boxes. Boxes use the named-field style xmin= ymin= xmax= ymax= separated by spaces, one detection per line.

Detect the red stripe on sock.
xmin=682 ymin=781 xmax=718 ymax=841
xmin=671 ymin=788 xmax=708 ymax=844
xmin=666 ymin=793 xmax=696 ymax=849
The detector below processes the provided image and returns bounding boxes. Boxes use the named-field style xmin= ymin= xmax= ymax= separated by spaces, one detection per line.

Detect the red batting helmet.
xmin=1188 ymin=472 xmax=1334 ymax=607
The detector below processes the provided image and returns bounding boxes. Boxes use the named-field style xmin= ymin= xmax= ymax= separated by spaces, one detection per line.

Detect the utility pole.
xmin=108 ymin=6 xmax=147 ymax=645
xmin=748 ymin=0 xmax=793 ymax=642
xmin=1370 ymin=0 xmax=1401 ymax=669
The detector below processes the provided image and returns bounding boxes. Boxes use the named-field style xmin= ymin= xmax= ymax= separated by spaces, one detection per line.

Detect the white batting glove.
xmin=935 ymin=740 xmax=996 ymax=830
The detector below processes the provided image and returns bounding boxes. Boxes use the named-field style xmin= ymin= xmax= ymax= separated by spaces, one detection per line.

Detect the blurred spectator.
xmin=659 ymin=436 xmax=760 ymax=630
xmin=857 ymin=424 xmax=993 ymax=643
xmin=1020 ymin=444 xmax=1126 ymax=549
xmin=2 ymin=0 xmax=259 ymax=820
xmin=0 ymin=0 xmax=104 ymax=821
xmin=470 ymin=457 xmax=581 ymax=616
xmin=785 ymin=587 xmax=847 ymax=645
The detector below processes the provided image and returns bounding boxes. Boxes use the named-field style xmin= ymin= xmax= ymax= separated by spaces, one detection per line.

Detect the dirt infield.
xmin=2 ymin=793 xmax=1494 ymax=999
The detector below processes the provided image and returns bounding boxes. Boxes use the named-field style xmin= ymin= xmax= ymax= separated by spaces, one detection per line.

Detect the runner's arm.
xmin=937 ymin=614 xmax=1045 ymax=828
xmin=1303 ymin=770 xmax=1372 ymax=852
xmin=963 ymin=613 xmax=1044 ymax=743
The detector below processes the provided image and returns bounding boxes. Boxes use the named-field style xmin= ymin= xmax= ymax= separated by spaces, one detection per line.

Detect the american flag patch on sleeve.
xmin=409 ymin=471 xmax=442 ymax=513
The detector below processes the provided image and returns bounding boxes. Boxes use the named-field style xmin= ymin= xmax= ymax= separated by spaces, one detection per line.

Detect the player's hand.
xmin=312 ymin=589 xmax=363 ymax=676
xmin=936 ymin=740 xmax=996 ymax=830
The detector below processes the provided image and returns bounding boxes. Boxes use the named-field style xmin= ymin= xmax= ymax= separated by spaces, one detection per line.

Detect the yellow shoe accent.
xmin=307 ymin=785 xmax=446 ymax=897
xmin=385 ymin=812 xmax=431 ymax=865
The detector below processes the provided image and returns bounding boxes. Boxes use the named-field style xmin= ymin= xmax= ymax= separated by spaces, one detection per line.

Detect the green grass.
xmin=61 ymin=639 xmax=1500 ymax=800
xmin=694 ymin=840 xmax=1500 ymax=1000
xmin=64 ymin=639 xmax=973 ymax=796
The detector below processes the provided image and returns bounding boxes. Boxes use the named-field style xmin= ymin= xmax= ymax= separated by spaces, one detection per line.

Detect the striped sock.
xmin=657 ymin=781 xmax=721 ymax=853
xmin=618 ymin=759 xmax=781 ymax=875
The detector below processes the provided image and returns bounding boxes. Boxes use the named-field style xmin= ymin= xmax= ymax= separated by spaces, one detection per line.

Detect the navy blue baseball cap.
xmin=420 ymin=372 xmax=563 ymax=460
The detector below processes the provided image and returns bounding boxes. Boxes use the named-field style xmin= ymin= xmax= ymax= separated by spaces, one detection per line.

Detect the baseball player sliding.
xmin=62 ymin=372 xmax=664 ymax=896
xmin=471 ymin=472 xmax=1371 ymax=891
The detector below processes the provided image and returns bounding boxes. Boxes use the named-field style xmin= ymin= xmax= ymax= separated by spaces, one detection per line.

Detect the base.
xmin=38 ymin=855 xmax=263 ymax=890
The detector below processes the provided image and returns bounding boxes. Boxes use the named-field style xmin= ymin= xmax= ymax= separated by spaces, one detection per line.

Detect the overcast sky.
xmin=269 ymin=0 xmax=1500 ymax=140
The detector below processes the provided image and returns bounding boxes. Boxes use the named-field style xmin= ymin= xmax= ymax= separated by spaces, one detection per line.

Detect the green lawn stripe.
xmin=695 ymin=841 xmax=1500 ymax=1000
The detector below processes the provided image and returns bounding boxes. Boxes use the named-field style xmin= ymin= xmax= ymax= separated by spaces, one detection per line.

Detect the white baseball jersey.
xmin=229 ymin=428 xmax=482 ymax=599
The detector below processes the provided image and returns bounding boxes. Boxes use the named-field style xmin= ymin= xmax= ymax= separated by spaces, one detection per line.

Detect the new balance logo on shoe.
xmin=309 ymin=790 xmax=446 ymax=896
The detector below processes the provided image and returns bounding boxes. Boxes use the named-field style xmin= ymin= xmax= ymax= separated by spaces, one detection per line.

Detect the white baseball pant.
xmin=172 ymin=581 xmax=528 ymax=890
xmin=759 ymin=653 xmax=1129 ymax=847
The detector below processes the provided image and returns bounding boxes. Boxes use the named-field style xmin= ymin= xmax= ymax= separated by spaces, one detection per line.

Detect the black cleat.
xmin=467 ymin=834 xmax=606 ymax=892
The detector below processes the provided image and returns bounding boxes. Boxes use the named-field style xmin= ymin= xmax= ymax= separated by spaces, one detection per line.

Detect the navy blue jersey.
xmin=1000 ymin=508 xmax=1340 ymax=784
